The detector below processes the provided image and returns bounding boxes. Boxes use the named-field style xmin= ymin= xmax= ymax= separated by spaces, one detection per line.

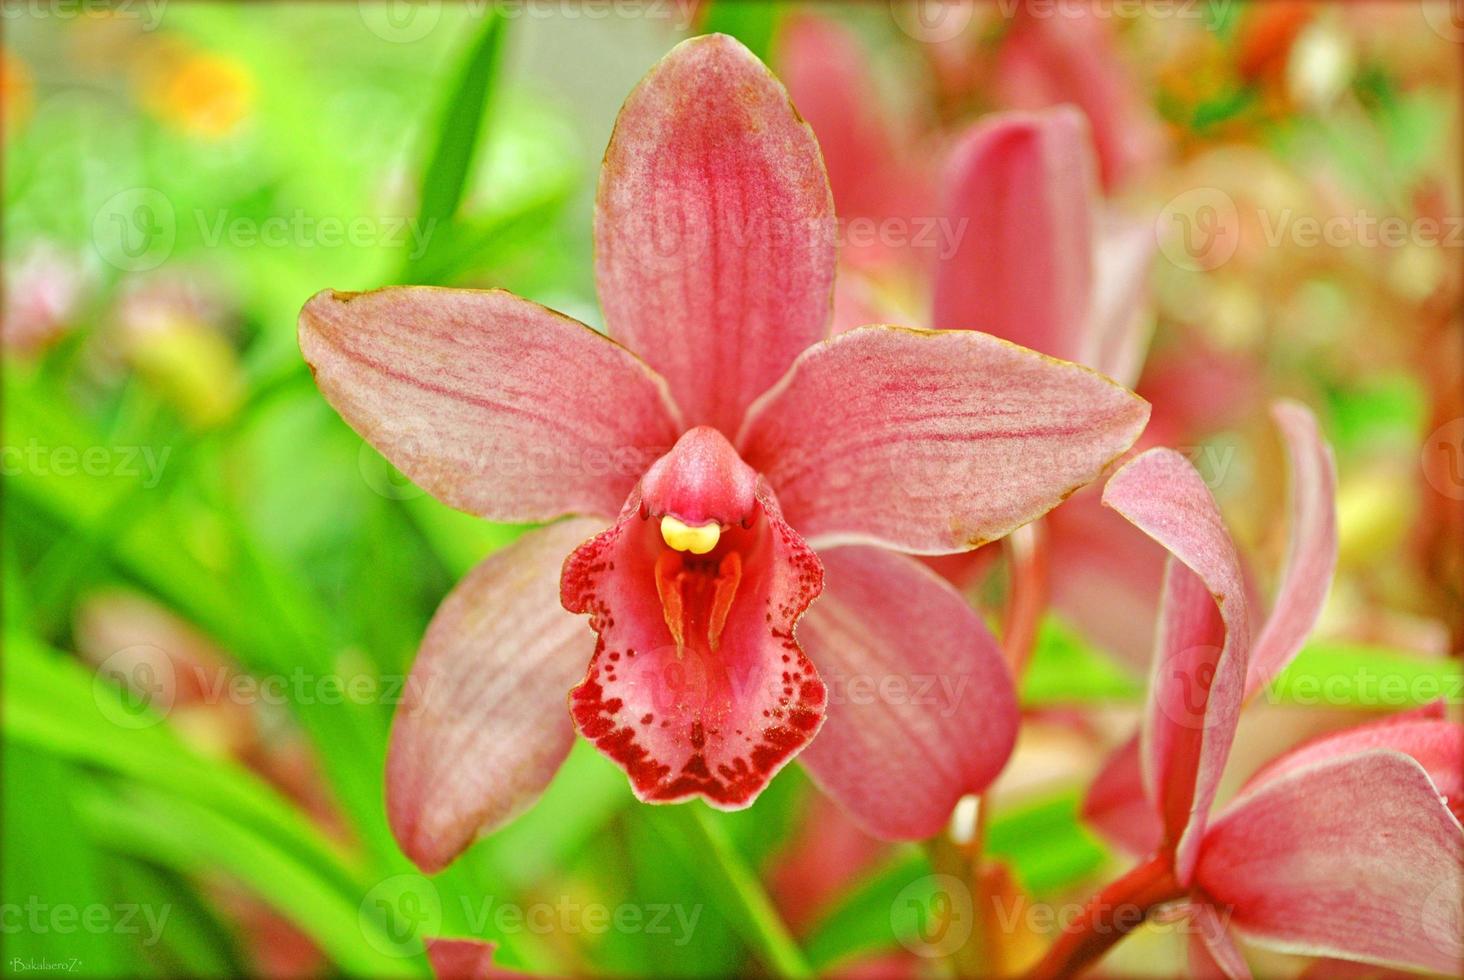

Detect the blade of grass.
xmin=643 ymin=805 xmax=812 ymax=978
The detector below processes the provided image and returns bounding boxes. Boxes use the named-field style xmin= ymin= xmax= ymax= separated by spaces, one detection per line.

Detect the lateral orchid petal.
xmin=299 ymin=288 xmax=681 ymax=522
xmin=562 ymin=432 xmax=825 ymax=809
xmin=1103 ymin=449 xmax=1252 ymax=884
xmin=739 ymin=325 xmax=1150 ymax=554
xmin=1196 ymin=750 xmax=1464 ymax=975
xmin=932 ymin=108 xmax=1095 ymax=366
xmin=385 ymin=519 xmax=604 ymax=873
xmin=1244 ymin=401 xmax=1339 ymax=698
xmin=595 ymin=33 xmax=837 ymax=434
xmin=796 ymin=546 xmax=1019 ymax=840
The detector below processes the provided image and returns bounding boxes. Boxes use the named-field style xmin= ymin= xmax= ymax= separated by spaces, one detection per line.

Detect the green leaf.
xmin=1267 ymin=642 xmax=1464 ymax=710
xmin=1021 ymin=617 xmax=1142 ymax=705
xmin=641 ymin=806 xmax=812 ymax=977
xmin=700 ymin=1 xmax=781 ymax=63
xmin=801 ymin=848 xmax=931 ymax=972
xmin=412 ymin=11 xmax=507 ymax=253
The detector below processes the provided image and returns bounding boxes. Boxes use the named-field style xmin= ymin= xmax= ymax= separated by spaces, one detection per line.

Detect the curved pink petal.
xmin=932 ymin=107 xmax=1095 ymax=366
xmin=1084 ymin=214 xmax=1155 ymax=388
xmin=1244 ymin=401 xmax=1338 ymax=699
xmin=1240 ymin=709 xmax=1462 ymax=819
xmin=562 ymin=436 xmax=825 ymax=807
xmin=1103 ymin=449 xmax=1253 ymax=884
xmin=1196 ymin=750 xmax=1464 ymax=975
xmin=1081 ymin=733 xmax=1163 ymax=857
xmin=595 ymin=33 xmax=836 ymax=434
xmin=796 ymin=546 xmax=1019 ymax=840
xmin=385 ymin=518 xmax=603 ymax=873
xmin=1188 ymin=903 xmax=1250 ymax=980
xmin=738 ymin=325 xmax=1150 ymax=555
xmin=299 ymin=288 xmax=681 ymax=523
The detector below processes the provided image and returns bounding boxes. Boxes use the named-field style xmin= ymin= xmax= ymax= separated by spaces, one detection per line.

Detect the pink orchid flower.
xmin=1037 ymin=403 xmax=1463 ymax=978
xmin=298 ymin=35 xmax=1149 ymax=873
xmin=993 ymin=0 xmax=1167 ymax=193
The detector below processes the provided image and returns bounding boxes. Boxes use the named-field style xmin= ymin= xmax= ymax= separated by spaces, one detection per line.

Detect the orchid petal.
xmin=562 ymin=481 xmax=825 ymax=808
xmin=1196 ymin=750 xmax=1464 ymax=975
xmin=1083 ymin=214 xmax=1155 ymax=388
xmin=299 ymin=288 xmax=681 ymax=522
xmin=1244 ymin=401 xmax=1338 ymax=699
xmin=1240 ymin=709 xmax=1462 ymax=818
xmin=1103 ymin=449 xmax=1252 ymax=884
xmin=595 ymin=33 xmax=836 ymax=434
xmin=385 ymin=519 xmax=603 ymax=873
xmin=1081 ymin=733 xmax=1163 ymax=857
xmin=1188 ymin=903 xmax=1251 ymax=980
xmin=932 ymin=108 xmax=1095 ymax=367
xmin=796 ymin=546 xmax=1019 ymax=840
xmin=739 ymin=325 xmax=1149 ymax=554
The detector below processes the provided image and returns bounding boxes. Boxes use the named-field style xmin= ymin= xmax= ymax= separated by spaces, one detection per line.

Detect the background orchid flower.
xmin=1037 ymin=403 xmax=1463 ymax=977
xmin=297 ymin=33 xmax=1149 ymax=874
xmin=1084 ymin=401 xmax=1340 ymax=857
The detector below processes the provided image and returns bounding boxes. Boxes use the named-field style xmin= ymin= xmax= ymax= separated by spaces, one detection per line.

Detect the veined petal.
xmin=1083 ymin=214 xmax=1155 ymax=388
xmin=299 ymin=287 xmax=681 ymax=522
xmin=796 ymin=546 xmax=1019 ymax=840
xmin=1103 ymin=449 xmax=1252 ymax=885
xmin=385 ymin=519 xmax=603 ymax=873
xmin=932 ymin=107 xmax=1095 ymax=366
xmin=1196 ymin=750 xmax=1464 ymax=975
xmin=738 ymin=325 xmax=1149 ymax=554
xmin=1238 ymin=707 xmax=1462 ymax=820
xmin=1081 ymin=733 xmax=1163 ymax=857
xmin=595 ymin=33 xmax=836 ymax=434
xmin=1244 ymin=401 xmax=1338 ymax=699
xmin=562 ymin=479 xmax=825 ymax=808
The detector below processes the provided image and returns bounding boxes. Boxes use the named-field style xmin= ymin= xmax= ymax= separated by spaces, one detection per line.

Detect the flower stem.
xmin=1025 ymin=854 xmax=1186 ymax=980
xmin=1001 ymin=520 xmax=1049 ymax=675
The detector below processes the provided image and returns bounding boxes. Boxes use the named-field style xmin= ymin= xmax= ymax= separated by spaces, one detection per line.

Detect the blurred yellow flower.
xmin=137 ymin=43 xmax=254 ymax=139
xmin=1 ymin=48 xmax=33 ymax=133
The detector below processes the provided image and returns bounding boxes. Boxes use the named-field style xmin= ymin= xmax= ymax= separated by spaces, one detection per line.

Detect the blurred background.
xmin=2 ymin=2 xmax=1460 ymax=977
